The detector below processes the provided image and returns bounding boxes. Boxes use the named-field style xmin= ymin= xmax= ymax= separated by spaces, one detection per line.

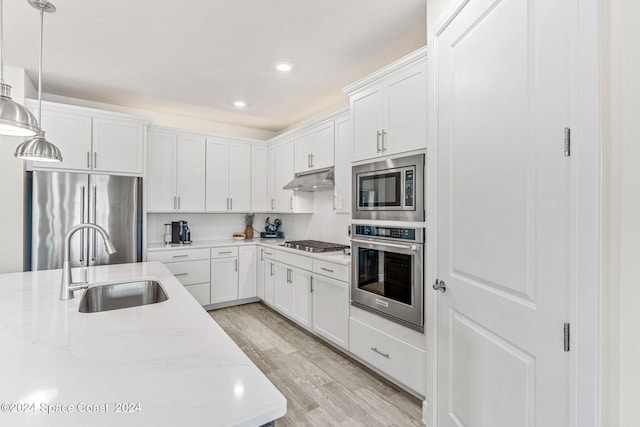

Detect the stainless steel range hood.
xmin=283 ymin=168 xmax=334 ymax=191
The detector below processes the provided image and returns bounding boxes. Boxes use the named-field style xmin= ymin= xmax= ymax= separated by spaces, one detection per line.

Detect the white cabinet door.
xmin=31 ymin=108 xmax=92 ymax=171
xmin=184 ymin=283 xmax=211 ymax=306
xmin=351 ymin=85 xmax=384 ymax=161
xmin=251 ymin=145 xmax=268 ymax=212
xmin=238 ymin=246 xmax=257 ymax=299
xmin=266 ymin=145 xmax=276 ymax=211
xmin=273 ymin=263 xmax=291 ymax=315
xmin=334 ymin=114 xmax=352 ymax=213
xmin=384 ymin=62 xmax=427 ymax=155
xmin=291 ymin=266 xmax=312 ymax=328
xmin=294 ymin=131 xmax=313 ymax=174
xmin=228 ymin=144 xmax=252 ymax=212
xmin=176 ymin=135 xmax=206 ymax=212
xmin=147 ymin=131 xmax=176 ymax=212
xmin=312 ymin=275 xmax=349 ymax=349
xmin=210 ymin=257 xmax=238 ymax=304
xmin=256 ymin=247 xmax=266 ymax=299
xmin=205 ymin=140 xmax=229 ymax=211
xmin=310 ymin=120 xmax=335 ymax=170
xmin=264 ymin=259 xmax=276 ymax=305
xmin=92 ymin=117 xmax=144 ymax=174
xmin=274 ymin=139 xmax=295 ymax=212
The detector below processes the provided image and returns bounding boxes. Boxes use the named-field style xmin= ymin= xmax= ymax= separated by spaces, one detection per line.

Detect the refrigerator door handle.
xmin=79 ymin=186 xmax=85 ymax=265
xmin=91 ymin=186 xmax=97 ymax=262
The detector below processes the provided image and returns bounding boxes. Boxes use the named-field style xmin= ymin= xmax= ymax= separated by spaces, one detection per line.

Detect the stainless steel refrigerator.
xmin=25 ymin=171 xmax=142 ymax=271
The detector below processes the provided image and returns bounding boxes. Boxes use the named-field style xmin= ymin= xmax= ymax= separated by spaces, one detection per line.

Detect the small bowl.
xmin=233 ymin=236 xmax=245 ymax=241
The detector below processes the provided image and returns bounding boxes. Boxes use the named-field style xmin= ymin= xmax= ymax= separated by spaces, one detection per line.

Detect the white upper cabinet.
xmin=266 ymin=145 xmax=276 ymax=211
xmin=294 ymin=120 xmax=334 ymax=174
xmin=346 ymin=48 xmax=427 ymax=162
xmin=28 ymin=100 xmax=148 ymax=174
xmin=205 ymin=138 xmax=252 ymax=212
xmin=92 ymin=117 xmax=144 ymax=174
xmin=251 ymin=145 xmax=269 ymax=212
xmin=147 ymin=128 xmax=206 ymax=212
xmin=333 ymin=113 xmax=352 ymax=213
xmin=274 ymin=138 xmax=295 ymax=212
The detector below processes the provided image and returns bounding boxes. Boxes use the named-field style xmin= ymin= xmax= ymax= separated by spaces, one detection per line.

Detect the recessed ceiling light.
xmin=275 ymin=63 xmax=293 ymax=72
xmin=233 ymin=101 xmax=246 ymax=108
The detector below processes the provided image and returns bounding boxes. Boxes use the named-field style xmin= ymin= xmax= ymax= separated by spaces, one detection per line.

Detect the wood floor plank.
xmin=209 ymin=303 xmax=422 ymax=426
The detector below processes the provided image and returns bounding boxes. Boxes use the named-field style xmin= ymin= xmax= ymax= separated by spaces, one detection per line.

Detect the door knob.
xmin=433 ymin=279 xmax=446 ymax=293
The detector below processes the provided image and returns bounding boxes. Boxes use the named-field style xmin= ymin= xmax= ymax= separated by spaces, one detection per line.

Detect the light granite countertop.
xmin=0 ymin=262 xmax=286 ymax=426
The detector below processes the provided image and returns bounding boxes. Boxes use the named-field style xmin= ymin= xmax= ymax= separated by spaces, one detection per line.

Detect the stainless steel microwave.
xmin=352 ymin=153 xmax=425 ymax=221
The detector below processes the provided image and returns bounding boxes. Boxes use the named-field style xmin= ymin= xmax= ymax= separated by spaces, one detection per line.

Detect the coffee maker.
xmin=171 ymin=221 xmax=191 ymax=244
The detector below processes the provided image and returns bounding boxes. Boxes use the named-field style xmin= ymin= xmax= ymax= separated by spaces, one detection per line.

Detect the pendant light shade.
xmin=14 ymin=130 xmax=61 ymax=161
xmin=0 ymin=0 xmax=39 ymax=136
xmin=14 ymin=0 xmax=62 ymax=162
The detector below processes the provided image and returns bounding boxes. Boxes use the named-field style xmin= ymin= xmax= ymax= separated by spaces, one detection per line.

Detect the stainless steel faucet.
xmin=60 ymin=223 xmax=117 ymax=300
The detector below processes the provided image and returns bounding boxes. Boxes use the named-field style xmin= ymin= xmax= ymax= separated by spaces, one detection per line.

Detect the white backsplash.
xmin=147 ymin=192 xmax=351 ymax=245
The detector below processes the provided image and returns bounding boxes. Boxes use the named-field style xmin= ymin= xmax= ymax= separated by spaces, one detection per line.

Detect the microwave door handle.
xmin=350 ymin=238 xmax=418 ymax=251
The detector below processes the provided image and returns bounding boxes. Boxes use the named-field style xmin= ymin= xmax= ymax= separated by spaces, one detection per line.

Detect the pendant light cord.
xmin=37 ymin=5 xmax=43 ymax=125
xmin=0 ymin=0 xmax=5 ymax=84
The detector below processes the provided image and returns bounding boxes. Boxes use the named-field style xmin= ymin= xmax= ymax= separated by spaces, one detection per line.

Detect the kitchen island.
xmin=0 ymin=262 xmax=286 ymax=426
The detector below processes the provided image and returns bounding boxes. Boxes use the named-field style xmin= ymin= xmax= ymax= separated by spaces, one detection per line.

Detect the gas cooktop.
xmin=281 ymin=240 xmax=350 ymax=253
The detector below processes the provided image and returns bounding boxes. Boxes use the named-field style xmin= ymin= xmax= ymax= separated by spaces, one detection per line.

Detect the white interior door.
xmin=434 ymin=0 xmax=573 ymax=426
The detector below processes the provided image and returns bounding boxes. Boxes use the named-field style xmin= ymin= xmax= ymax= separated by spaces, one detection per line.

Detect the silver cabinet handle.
xmin=290 ymin=197 xmax=294 ymax=210
xmin=270 ymin=262 xmax=274 ymax=276
xmin=307 ymin=153 xmax=311 ymax=168
xmin=381 ymin=129 xmax=387 ymax=151
xmin=90 ymin=186 xmax=97 ymax=262
xmin=177 ymin=196 xmax=181 ymax=210
xmin=235 ymin=259 xmax=238 ymax=272
xmin=173 ymin=272 xmax=188 ymax=277
xmin=230 ymin=197 xmax=233 ymax=211
xmin=320 ymin=267 xmax=334 ymax=273
xmin=310 ymin=153 xmax=314 ymax=168
xmin=371 ymin=347 xmax=390 ymax=359
xmin=265 ymin=252 xmax=273 ymax=256
xmin=310 ymin=276 xmax=314 ymax=293
xmin=172 ymin=254 xmax=189 ymax=258
xmin=94 ymin=152 xmax=98 ymax=168
xmin=286 ymin=268 xmax=291 ymax=284
xmin=218 ymin=251 xmax=233 ymax=254
xmin=226 ymin=197 xmax=229 ymax=210
xmin=86 ymin=152 xmax=90 ymax=168
xmin=333 ymin=195 xmax=336 ymax=211
xmin=260 ymin=249 xmax=264 ymax=261
xmin=173 ymin=196 xmax=176 ymax=210
xmin=376 ymin=131 xmax=382 ymax=153
xmin=271 ymin=198 xmax=275 ymax=210
xmin=79 ymin=186 xmax=86 ymax=264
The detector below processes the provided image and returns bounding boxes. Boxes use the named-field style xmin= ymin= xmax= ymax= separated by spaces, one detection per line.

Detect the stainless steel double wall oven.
xmin=351 ymin=153 xmax=425 ymax=332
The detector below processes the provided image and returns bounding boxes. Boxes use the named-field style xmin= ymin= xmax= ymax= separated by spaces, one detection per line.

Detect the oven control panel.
xmin=354 ymin=225 xmax=421 ymax=242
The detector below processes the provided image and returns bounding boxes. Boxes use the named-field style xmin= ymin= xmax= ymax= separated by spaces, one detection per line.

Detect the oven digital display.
xmin=355 ymin=225 xmax=416 ymax=241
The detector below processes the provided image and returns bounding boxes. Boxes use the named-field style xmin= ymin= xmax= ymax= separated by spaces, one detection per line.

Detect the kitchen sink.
xmin=79 ymin=280 xmax=169 ymax=313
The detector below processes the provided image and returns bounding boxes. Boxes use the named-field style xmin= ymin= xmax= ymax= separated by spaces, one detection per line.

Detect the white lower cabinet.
xmin=273 ymin=262 xmax=291 ymax=315
xmin=312 ymin=274 xmax=349 ymax=350
xmin=211 ymin=257 xmax=238 ymax=304
xmin=184 ymin=283 xmax=211 ymax=306
xmin=264 ymin=250 xmax=276 ymax=305
xmin=349 ymin=317 xmax=426 ymax=395
xmin=256 ymin=247 xmax=266 ymax=299
xmin=147 ymin=248 xmax=211 ymax=305
xmin=290 ymin=267 xmax=312 ymax=328
xmin=238 ymin=246 xmax=257 ymax=299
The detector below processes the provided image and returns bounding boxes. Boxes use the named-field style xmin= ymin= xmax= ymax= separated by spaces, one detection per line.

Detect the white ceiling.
xmin=4 ymin=0 xmax=426 ymax=133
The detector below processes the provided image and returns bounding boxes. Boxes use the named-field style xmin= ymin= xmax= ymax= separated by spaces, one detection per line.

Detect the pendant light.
xmin=0 ymin=0 xmax=39 ymax=136
xmin=14 ymin=0 xmax=61 ymax=162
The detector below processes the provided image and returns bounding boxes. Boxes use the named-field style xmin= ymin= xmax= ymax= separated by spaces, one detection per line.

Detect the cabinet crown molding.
xmin=343 ymin=46 xmax=427 ymax=96
xmin=26 ymin=98 xmax=152 ymax=124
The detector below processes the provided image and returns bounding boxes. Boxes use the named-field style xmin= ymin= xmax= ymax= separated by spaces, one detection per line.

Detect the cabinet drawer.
xmin=349 ymin=318 xmax=425 ymax=394
xmin=210 ymin=246 xmax=239 ymax=259
xmin=147 ymin=248 xmax=210 ymax=262
xmin=184 ymin=282 xmax=210 ymax=306
xmin=262 ymin=247 xmax=277 ymax=260
xmin=164 ymin=259 xmax=210 ymax=285
xmin=313 ymin=259 xmax=349 ymax=282
xmin=275 ymin=250 xmax=312 ymax=271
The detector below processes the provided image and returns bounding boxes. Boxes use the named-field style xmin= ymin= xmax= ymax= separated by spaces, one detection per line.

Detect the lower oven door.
xmin=350 ymin=237 xmax=424 ymax=332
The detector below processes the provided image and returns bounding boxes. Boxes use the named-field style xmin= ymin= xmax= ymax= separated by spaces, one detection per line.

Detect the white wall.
xmin=0 ymin=67 xmax=29 ymax=273
xmin=602 ymin=0 xmax=640 ymax=426
xmin=147 ymin=193 xmax=351 ymax=245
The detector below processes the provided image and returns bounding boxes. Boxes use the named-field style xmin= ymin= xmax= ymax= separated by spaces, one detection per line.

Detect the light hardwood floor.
xmin=208 ymin=303 xmax=423 ymax=426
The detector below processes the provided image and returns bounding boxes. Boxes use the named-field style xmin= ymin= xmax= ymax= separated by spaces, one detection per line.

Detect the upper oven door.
xmin=352 ymin=153 xmax=425 ymax=221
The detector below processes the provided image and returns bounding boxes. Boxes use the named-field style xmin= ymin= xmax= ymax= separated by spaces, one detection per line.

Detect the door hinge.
xmin=564 ymin=323 xmax=570 ymax=352
xmin=564 ymin=127 xmax=571 ymax=157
